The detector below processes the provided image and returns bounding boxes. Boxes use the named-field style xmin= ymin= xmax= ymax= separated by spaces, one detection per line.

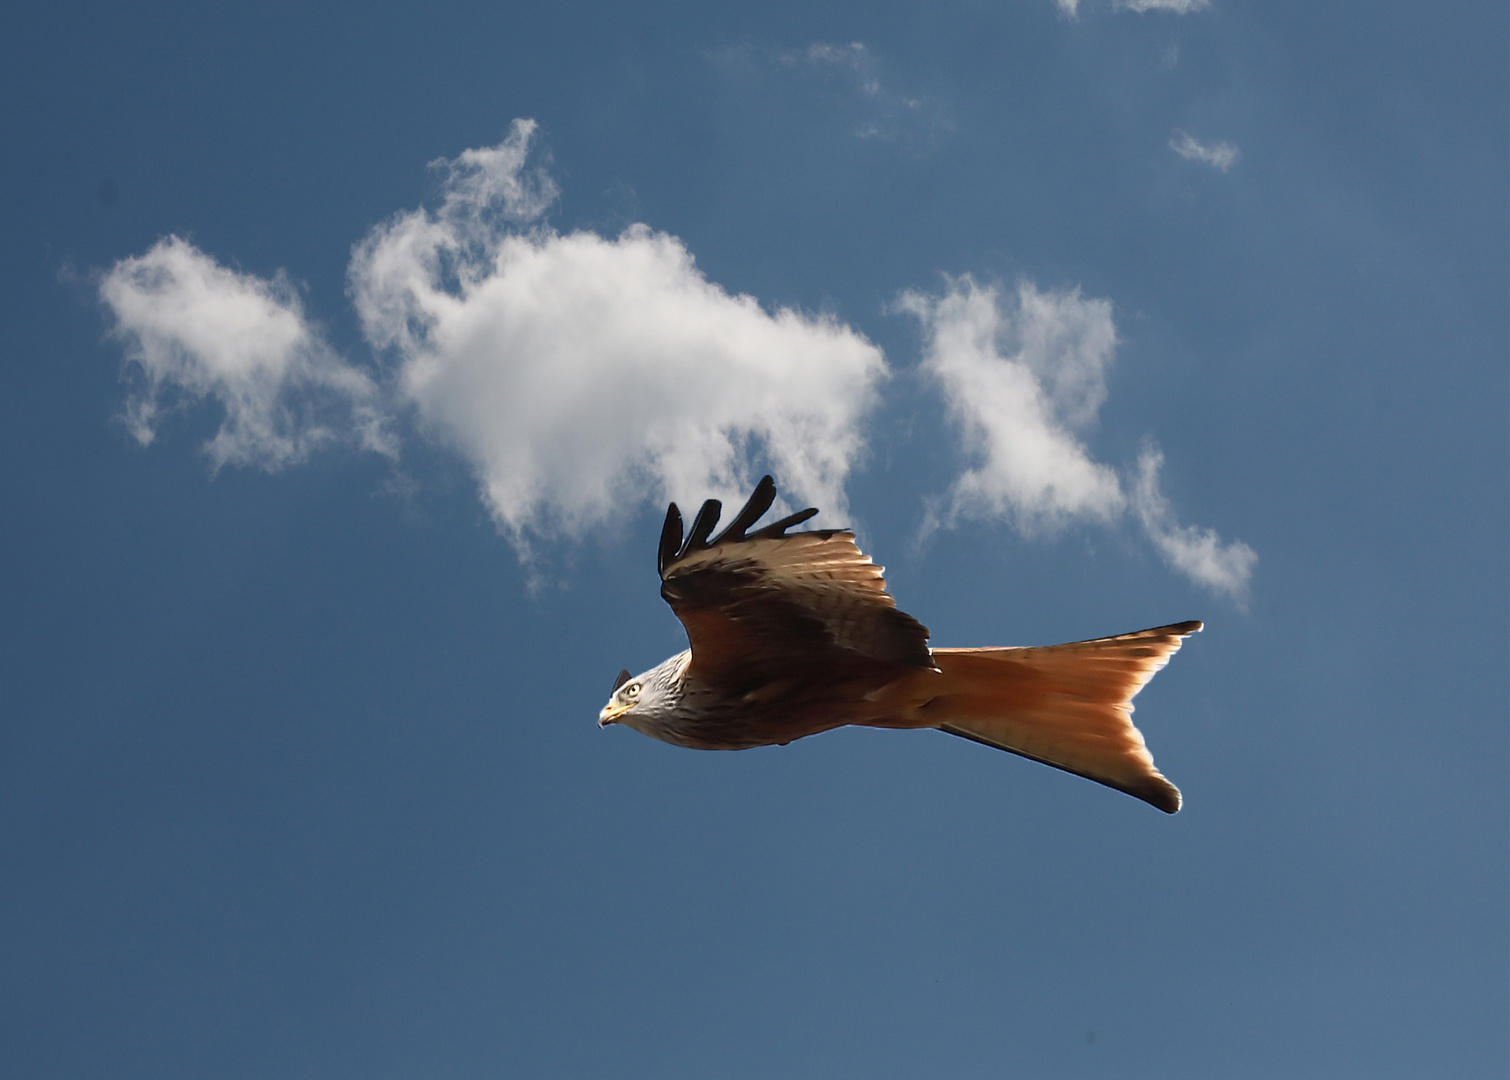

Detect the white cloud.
xmin=349 ymin=120 xmax=886 ymax=554
xmin=1056 ymin=0 xmax=1080 ymax=18
xmin=899 ymin=277 xmax=1125 ymax=534
xmin=900 ymin=276 xmax=1255 ymax=599
xmin=1133 ymin=444 xmax=1256 ymax=603
xmin=1169 ymin=130 xmax=1240 ymax=172
xmin=99 ymin=236 xmax=388 ymax=470
xmin=432 ymin=124 xmax=560 ymax=224
xmin=1117 ymin=0 xmax=1211 ymax=12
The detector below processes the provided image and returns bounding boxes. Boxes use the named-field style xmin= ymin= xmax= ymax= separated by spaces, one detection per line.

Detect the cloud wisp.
xmin=350 ymin=119 xmax=886 ymax=553
xmin=1132 ymin=444 xmax=1257 ymax=601
xmin=1116 ymin=0 xmax=1211 ymax=13
xmin=899 ymin=276 xmax=1255 ymax=602
xmin=710 ymin=41 xmax=947 ymax=145
xmin=803 ymin=42 xmax=884 ymax=98
xmin=897 ymin=278 xmax=1124 ymax=533
xmin=1170 ymin=130 xmax=1240 ymax=172
xmin=99 ymin=236 xmax=390 ymax=470
xmin=1065 ymin=0 xmax=1210 ymax=22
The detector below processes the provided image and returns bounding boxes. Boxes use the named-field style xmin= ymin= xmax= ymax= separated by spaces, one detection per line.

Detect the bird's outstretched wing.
xmin=658 ymin=476 xmax=934 ymax=692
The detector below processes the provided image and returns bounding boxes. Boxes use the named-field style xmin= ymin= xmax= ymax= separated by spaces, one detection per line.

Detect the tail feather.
xmin=922 ymin=621 xmax=1201 ymax=813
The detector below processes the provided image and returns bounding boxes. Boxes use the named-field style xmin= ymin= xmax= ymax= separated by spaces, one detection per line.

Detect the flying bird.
xmin=599 ymin=476 xmax=1200 ymax=812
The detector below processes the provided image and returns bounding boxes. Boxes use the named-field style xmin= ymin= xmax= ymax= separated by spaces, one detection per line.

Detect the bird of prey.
xmin=599 ymin=476 xmax=1200 ymax=812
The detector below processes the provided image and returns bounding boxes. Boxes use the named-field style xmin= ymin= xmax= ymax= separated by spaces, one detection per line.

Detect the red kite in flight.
xmin=600 ymin=476 xmax=1198 ymax=812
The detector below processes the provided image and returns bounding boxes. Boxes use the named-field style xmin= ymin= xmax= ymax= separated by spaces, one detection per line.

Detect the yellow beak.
xmin=598 ymin=701 xmax=633 ymax=727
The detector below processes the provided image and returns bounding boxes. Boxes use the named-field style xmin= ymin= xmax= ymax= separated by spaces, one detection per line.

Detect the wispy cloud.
xmin=1169 ymin=130 xmax=1240 ymax=171
xmin=803 ymin=42 xmax=883 ymax=98
xmin=349 ymin=119 xmax=885 ymax=556
xmin=899 ymin=276 xmax=1255 ymax=601
xmin=897 ymin=278 xmax=1124 ymax=533
xmin=99 ymin=236 xmax=389 ymax=470
xmin=1132 ymin=444 xmax=1256 ymax=603
xmin=1117 ymin=0 xmax=1211 ymax=13
xmin=1066 ymin=0 xmax=1210 ymax=21
xmin=713 ymin=41 xmax=947 ymax=144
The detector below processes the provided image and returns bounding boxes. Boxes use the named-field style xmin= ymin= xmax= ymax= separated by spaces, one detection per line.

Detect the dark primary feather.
xmin=657 ymin=477 xmax=819 ymax=576
xmin=749 ymin=507 xmax=819 ymax=538
xmin=684 ymin=498 xmax=722 ymax=554
xmin=710 ymin=475 xmax=776 ymax=545
xmin=657 ymin=503 xmax=684 ymax=577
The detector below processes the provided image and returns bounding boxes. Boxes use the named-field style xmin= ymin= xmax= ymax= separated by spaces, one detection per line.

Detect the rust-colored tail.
xmin=902 ymin=621 xmax=1201 ymax=812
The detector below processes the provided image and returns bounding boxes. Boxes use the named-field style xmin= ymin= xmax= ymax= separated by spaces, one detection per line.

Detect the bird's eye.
xmin=626 ymin=683 xmax=641 ymax=698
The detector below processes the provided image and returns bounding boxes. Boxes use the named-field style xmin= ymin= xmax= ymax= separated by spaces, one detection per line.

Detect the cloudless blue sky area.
xmin=3 ymin=2 xmax=1506 ymax=1077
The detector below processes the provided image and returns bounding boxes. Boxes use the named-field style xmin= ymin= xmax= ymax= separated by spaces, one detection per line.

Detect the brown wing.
xmin=658 ymin=476 xmax=934 ymax=693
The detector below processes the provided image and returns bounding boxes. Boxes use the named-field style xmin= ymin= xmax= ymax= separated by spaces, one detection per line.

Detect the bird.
xmin=598 ymin=476 xmax=1200 ymax=812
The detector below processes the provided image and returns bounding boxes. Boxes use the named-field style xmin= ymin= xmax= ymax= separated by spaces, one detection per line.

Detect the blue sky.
xmin=2 ymin=1 xmax=1505 ymax=1076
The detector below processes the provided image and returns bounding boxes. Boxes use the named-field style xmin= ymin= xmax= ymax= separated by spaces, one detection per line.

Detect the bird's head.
xmin=597 ymin=652 xmax=688 ymax=733
xmin=598 ymin=667 xmax=645 ymax=727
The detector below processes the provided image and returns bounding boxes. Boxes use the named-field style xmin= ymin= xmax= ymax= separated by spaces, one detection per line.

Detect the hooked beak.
xmin=598 ymin=701 xmax=633 ymax=727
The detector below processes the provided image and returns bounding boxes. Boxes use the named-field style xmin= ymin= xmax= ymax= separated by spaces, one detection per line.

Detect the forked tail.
xmin=920 ymin=621 xmax=1202 ymax=812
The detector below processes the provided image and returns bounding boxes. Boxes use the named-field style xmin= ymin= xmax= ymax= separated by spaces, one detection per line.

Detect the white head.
xmin=597 ymin=651 xmax=690 ymax=738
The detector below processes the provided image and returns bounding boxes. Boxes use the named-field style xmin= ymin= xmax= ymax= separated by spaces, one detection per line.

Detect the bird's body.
xmin=600 ymin=476 xmax=1200 ymax=813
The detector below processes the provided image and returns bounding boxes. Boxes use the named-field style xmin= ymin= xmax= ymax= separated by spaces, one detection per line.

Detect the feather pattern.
xmin=912 ymin=622 xmax=1200 ymax=813
xmin=658 ymin=477 xmax=934 ymax=691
